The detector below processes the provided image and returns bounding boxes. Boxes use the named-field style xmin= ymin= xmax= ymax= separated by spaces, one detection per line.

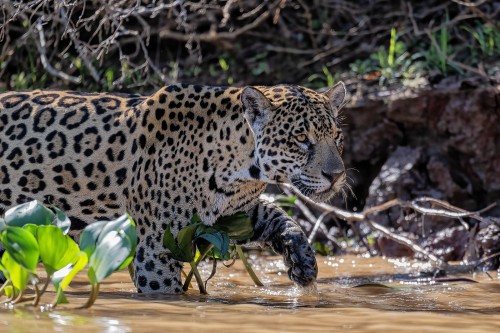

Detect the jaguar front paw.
xmin=282 ymin=233 xmax=318 ymax=287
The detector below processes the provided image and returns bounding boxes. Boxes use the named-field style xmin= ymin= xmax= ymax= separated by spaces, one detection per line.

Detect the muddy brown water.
xmin=1 ymin=255 xmax=499 ymax=332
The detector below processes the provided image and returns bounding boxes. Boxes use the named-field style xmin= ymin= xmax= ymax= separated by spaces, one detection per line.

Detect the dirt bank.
xmin=336 ymin=83 xmax=500 ymax=264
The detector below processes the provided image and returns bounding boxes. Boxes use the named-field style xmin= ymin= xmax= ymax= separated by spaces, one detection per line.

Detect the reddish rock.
xmin=376 ymin=234 xmax=415 ymax=258
xmin=474 ymin=223 xmax=500 ymax=270
xmin=423 ymin=226 xmax=469 ymax=262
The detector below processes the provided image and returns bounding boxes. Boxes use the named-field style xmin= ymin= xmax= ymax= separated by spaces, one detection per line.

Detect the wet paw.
xmin=283 ymin=236 xmax=318 ymax=287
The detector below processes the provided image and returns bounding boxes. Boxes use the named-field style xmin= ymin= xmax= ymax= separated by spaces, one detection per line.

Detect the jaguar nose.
xmin=321 ymin=169 xmax=344 ymax=183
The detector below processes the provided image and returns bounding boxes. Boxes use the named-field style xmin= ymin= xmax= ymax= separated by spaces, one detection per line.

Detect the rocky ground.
xmin=324 ymin=81 xmax=500 ymax=269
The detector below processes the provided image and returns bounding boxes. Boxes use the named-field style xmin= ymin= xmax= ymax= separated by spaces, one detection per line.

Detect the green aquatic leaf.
xmin=79 ymin=221 xmax=107 ymax=257
xmin=1 ymin=252 xmax=29 ymax=291
xmin=4 ymin=200 xmax=54 ymax=227
xmin=52 ymin=251 xmax=88 ymax=304
xmin=196 ymin=226 xmax=230 ymax=259
xmin=176 ymin=224 xmax=198 ymax=260
xmin=213 ymin=212 xmax=254 ymax=241
xmin=97 ymin=215 xmax=136 ymax=245
xmin=162 ymin=224 xmax=181 ymax=260
xmin=3 ymin=285 xmax=13 ymax=298
xmin=275 ymin=195 xmax=298 ymax=205
xmin=88 ymin=230 xmax=133 ymax=284
xmin=163 ymin=224 xmax=197 ymax=262
xmin=80 ymin=215 xmax=136 ymax=258
xmin=0 ymin=260 xmax=9 ymax=281
xmin=0 ymin=218 xmax=6 ymax=232
xmin=1 ymin=226 xmax=39 ymax=272
xmin=37 ymin=225 xmax=80 ymax=275
xmin=115 ymin=215 xmax=137 ymax=270
xmin=22 ymin=224 xmax=39 ymax=237
xmin=191 ymin=214 xmax=202 ymax=224
xmin=165 ymin=212 xmax=251 ymax=264
xmin=52 ymin=207 xmax=71 ymax=235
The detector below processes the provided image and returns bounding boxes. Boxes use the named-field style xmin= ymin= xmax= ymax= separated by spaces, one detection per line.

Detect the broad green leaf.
xmin=52 ymin=207 xmax=71 ymax=235
xmin=1 ymin=252 xmax=29 ymax=291
xmin=117 ymin=255 xmax=134 ymax=271
xmin=214 ymin=212 xmax=254 ymax=241
xmin=275 ymin=195 xmax=298 ymax=205
xmin=191 ymin=214 xmax=202 ymax=224
xmin=4 ymin=200 xmax=54 ymax=227
xmin=197 ymin=241 xmax=231 ymax=260
xmin=0 ymin=261 xmax=9 ymax=280
xmin=162 ymin=224 xmax=195 ymax=262
xmin=96 ymin=215 xmax=136 ymax=244
xmin=176 ymin=224 xmax=198 ymax=260
xmin=1 ymin=226 xmax=39 ymax=272
xmin=0 ymin=218 xmax=6 ymax=232
xmin=116 ymin=216 xmax=137 ymax=270
xmin=4 ymin=285 xmax=13 ymax=298
xmin=52 ymin=251 xmax=88 ymax=304
xmin=79 ymin=221 xmax=107 ymax=257
xmin=80 ymin=215 xmax=136 ymax=258
xmin=162 ymin=225 xmax=181 ymax=259
xmin=88 ymin=230 xmax=133 ymax=284
xmin=22 ymin=224 xmax=38 ymax=237
xmin=37 ymin=226 xmax=80 ymax=275
xmin=196 ymin=226 xmax=229 ymax=258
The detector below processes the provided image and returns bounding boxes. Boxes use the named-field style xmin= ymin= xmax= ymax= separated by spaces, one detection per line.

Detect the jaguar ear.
xmin=241 ymin=87 xmax=273 ymax=132
xmin=324 ymin=81 xmax=346 ymax=116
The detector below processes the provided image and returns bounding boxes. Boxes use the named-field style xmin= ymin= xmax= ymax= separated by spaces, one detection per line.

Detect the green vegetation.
xmin=345 ymin=21 xmax=500 ymax=89
xmin=0 ymin=201 xmax=136 ymax=308
xmin=162 ymin=212 xmax=263 ymax=294
xmin=0 ymin=201 xmax=264 ymax=304
xmin=462 ymin=22 xmax=500 ymax=62
xmin=307 ymin=66 xmax=336 ymax=89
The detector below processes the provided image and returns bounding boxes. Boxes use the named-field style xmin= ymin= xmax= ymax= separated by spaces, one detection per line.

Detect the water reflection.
xmin=0 ymin=255 xmax=499 ymax=333
xmin=0 ymin=309 xmax=132 ymax=333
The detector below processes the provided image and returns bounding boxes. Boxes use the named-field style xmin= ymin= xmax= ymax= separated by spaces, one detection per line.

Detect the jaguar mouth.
xmin=308 ymin=185 xmax=337 ymax=202
xmin=290 ymin=178 xmax=339 ymax=203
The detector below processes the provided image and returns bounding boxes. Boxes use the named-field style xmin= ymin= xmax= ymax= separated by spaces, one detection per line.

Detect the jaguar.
xmin=0 ymin=82 xmax=347 ymax=293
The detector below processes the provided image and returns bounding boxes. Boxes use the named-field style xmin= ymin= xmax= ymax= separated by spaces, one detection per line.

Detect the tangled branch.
xmin=281 ymin=184 xmax=498 ymax=271
xmin=0 ymin=0 xmax=497 ymax=90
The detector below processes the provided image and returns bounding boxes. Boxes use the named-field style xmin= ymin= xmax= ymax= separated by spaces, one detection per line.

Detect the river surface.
xmin=1 ymin=255 xmax=499 ymax=332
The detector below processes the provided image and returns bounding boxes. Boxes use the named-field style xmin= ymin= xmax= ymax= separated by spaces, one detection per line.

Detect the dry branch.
xmin=0 ymin=0 xmax=497 ymax=89
xmin=280 ymin=183 xmax=498 ymax=271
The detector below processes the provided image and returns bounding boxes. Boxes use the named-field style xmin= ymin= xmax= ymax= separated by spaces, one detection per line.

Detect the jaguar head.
xmin=242 ymin=82 xmax=347 ymax=202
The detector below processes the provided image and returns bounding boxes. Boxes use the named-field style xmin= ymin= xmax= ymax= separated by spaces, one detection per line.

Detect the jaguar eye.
xmin=295 ymin=134 xmax=308 ymax=143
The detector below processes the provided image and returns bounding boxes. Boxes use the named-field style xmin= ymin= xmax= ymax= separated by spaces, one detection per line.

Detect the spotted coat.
xmin=0 ymin=83 xmax=347 ymax=293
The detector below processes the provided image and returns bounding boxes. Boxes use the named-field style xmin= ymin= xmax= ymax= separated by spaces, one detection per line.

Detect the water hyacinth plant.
xmin=1 ymin=200 xmax=263 ymax=306
xmin=0 ymin=200 xmax=136 ymax=308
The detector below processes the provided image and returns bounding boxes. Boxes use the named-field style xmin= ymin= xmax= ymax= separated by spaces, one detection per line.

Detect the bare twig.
xmin=59 ymin=3 xmax=100 ymax=82
xmin=35 ymin=20 xmax=81 ymax=84
xmin=450 ymin=0 xmax=488 ymax=7
xmin=281 ymin=183 xmax=497 ymax=269
xmin=159 ymin=1 xmax=281 ymax=42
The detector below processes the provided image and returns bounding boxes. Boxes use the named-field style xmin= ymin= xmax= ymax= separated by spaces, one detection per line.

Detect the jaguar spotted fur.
xmin=0 ymin=82 xmax=347 ymax=293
